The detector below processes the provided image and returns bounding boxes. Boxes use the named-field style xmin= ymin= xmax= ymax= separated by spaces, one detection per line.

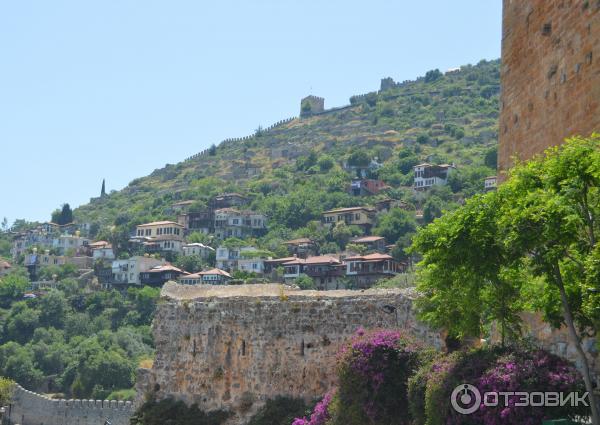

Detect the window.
xmin=355 ymin=213 xmax=361 ymax=220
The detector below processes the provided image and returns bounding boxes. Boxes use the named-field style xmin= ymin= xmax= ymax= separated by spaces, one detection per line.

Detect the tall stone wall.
xmin=499 ymin=0 xmax=600 ymax=175
xmin=138 ymin=283 xmax=441 ymax=423
xmin=6 ymin=384 xmax=134 ymax=425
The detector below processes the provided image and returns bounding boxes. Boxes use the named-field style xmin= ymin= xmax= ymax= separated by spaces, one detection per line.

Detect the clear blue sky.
xmin=0 ymin=1 xmax=501 ymax=225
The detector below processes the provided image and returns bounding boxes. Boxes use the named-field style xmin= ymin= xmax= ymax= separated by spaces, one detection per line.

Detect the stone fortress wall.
xmin=499 ymin=0 xmax=600 ymax=174
xmin=137 ymin=283 xmax=442 ymax=423
xmin=6 ymin=384 xmax=135 ymax=425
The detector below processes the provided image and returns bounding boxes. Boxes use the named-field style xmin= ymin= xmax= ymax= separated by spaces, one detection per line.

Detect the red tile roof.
xmin=147 ymin=265 xmax=184 ymax=274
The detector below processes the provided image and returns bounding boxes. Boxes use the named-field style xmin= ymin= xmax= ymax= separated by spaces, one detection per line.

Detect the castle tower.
xmin=498 ymin=0 xmax=599 ymax=176
xmin=300 ymin=95 xmax=325 ymax=117
xmin=380 ymin=77 xmax=396 ymax=91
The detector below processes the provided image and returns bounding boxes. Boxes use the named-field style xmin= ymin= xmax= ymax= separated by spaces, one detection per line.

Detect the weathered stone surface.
xmin=499 ymin=0 xmax=600 ymax=175
xmin=138 ymin=283 xmax=442 ymax=422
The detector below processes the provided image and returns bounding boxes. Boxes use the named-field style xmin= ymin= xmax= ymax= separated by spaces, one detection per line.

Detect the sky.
xmin=0 ymin=1 xmax=502 ymax=225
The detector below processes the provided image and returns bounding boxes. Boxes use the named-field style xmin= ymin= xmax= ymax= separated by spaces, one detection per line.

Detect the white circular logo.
xmin=451 ymin=384 xmax=481 ymax=415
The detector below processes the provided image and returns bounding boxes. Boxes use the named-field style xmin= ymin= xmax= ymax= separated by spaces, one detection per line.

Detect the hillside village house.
xmin=132 ymin=221 xmax=185 ymax=254
xmin=350 ymin=235 xmax=386 ymax=253
xmin=375 ymin=198 xmax=413 ymax=213
xmin=343 ymin=159 xmax=383 ymax=178
xmin=182 ymin=243 xmax=214 ymax=259
xmin=210 ymin=193 xmax=248 ymax=210
xmin=413 ymin=163 xmax=456 ymax=190
xmin=216 ymin=245 xmax=260 ymax=272
xmin=282 ymin=238 xmax=318 ymax=258
xmin=9 ymin=221 xmax=93 ymax=259
xmin=213 ymin=209 xmax=267 ymax=239
xmin=52 ymin=233 xmax=90 ymax=255
xmin=283 ymin=255 xmax=346 ymax=290
xmin=25 ymin=251 xmax=93 ymax=280
xmin=238 ymin=254 xmax=266 ymax=274
xmin=170 ymin=200 xmax=196 ymax=213
xmin=89 ymin=241 xmax=115 ymax=261
xmin=140 ymin=264 xmax=186 ymax=287
xmin=322 ymin=207 xmax=377 ymax=232
xmin=349 ymin=179 xmax=390 ymax=196
xmin=345 ymin=253 xmax=403 ymax=288
xmin=263 ymin=256 xmax=297 ymax=275
xmin=111 ymin=256 xmax=165 ymax=287
xmin=484 ymin=176 xmax=497 ymax=191
xmin=178 ymin=211 xmax=212 ymax=235
xmin=180 ymin=268 xmax=232 ymax=285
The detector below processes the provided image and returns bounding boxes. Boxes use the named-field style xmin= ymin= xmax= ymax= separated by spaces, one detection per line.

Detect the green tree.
xmin=175 ymin=255 xmax=204 ymax=273
xmin=412 ymin=135 xmax=600 ymax=423
xmin=51 ymin=203 xmax=73 ymax=225
xmin=4 ymin=302 xmax=40 ymax=343
xmin=411 ymin=190 xmax=524 ymax=346
xmin=0 ymin=377 xmax=14 ymax=406
xmin=128 ymin=286 xmax=160 ymax=325
xmin=295 ymin=274 xmax=315 ymax=290
xmin=317 ymin=155 xmax=335 ymax=172
xmin=423 ymin=196 xmax=443 ymax=224
xmin=497 ymin=135 xmax=600 ymax=423
xmin=374 ymin=208 xmax=417 ymax=244
xmin=347 ymin=150 xmax=370 ymax=167
xmin=0 ymin=273 xmax=30 ymax=307
xmin=38 ymin=289 xmax=68 ymax=329
xmin=484 ymin=146 xmax=498 ymax=169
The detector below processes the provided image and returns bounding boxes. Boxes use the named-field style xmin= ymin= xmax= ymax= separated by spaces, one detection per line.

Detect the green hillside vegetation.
xmin=0 ymin=269 xmax=158 ymax=400
xmin=73 ymin=59 xmax=500 ymax=261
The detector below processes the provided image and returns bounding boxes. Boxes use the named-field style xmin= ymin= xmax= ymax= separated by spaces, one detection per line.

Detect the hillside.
xmin=74 ymin=59 xmax=500 ymax=253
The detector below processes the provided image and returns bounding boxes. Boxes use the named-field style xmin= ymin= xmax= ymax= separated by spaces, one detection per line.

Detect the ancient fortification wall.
xmin=6 ymin=384 xmax=134 ymax=425
xmin=138 ymin=283 xmax=441 ymax=422
xmin=499 ymin=0 xmax=599 ymax=174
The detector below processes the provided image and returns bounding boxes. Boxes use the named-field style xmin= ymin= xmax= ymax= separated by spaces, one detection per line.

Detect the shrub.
xmin=292 ymin=391 xmax=334 ymax=425
xmin=248 ymin=397 xmax=312 ymax=425
xmin=332 ymin=329 xmax=427 ymax=425
xmin=130 ymin=397 xmax=230 ymax=425
xmin=472 ymin=349 xmax=587 ymax=425
xmin=415 ymin=346 xmax=588 ymax=425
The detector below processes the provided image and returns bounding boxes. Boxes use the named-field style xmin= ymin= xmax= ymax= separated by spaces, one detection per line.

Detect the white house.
xmin=90 ymin=241 xmax=115 ymax=261
xmin=213 ymin=209 xmax=267 ymax=239
xmin=215 ymin=245 xmax=258 ymax=271
xmin=484 ymin=176 xmax=497 ymax=191
xmin=52 ymin=233 xmax=90 ymax=255
xmin=182 ymin=243 xmax=214 ymax=259
xmin=111 ymin=256 xmax=164 ymax=286
xmin=413 ymin=163 xmax=456 ymax=190
xmin=238 ymin=257 xmax=265 ymax=274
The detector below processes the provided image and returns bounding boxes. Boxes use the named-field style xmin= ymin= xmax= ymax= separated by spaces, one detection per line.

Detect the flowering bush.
xmin=412 ymin=346 xmax=588 ymax=425
xmin=291 ymin=391 xmax=334 ymax=425
xmin=334 ymin=328 xmax=428 ymax=425
xmin=471 ymin=349 xmax=587 ymax=425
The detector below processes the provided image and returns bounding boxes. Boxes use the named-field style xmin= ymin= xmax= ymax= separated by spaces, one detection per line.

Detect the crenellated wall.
xmin=137 ymin=283 xmax=442 ymax=423
xmin=6 ymin=384 xmax=135 ymax=425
